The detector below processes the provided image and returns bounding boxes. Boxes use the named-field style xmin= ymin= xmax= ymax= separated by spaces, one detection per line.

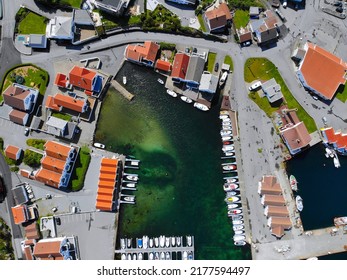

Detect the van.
xmin=71 ymin=206 xmax=77 ymax=213
xmin=249 ymin=81 xmax=262 ymax=91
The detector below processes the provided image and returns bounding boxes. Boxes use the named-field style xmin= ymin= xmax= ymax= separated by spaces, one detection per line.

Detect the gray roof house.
xmin=261 ymin=78 xmax=283 ymax=103
xmin=26 ymin=34 xmax=47 ymax=49
xmin=46 ymin=16 xmax=74 ymax=40
xmin=249 ymin=6 xmax=260 ymax=18
xmin=249 ymin=10 xmax=278 ymax=45
xmin=46 ymin=116 xmax=77 ymax=140
xmin=185 ymin=55 xmax=206 ymax=88
xmin=94 ymin=0 xmax=130 ymax=16
xmin=199 ymin=72 xmax=219 ymax=94
xmin=12 ymin=183 xmax=29 ymax=205
xmin=73 ymin=9 xmax=94 ymax=25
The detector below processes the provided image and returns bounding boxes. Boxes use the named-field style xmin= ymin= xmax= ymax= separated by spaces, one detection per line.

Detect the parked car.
xmin=312 ymin=95 xmax=319 ymax=100
xmin=214 ymin=62 xmax=219 ymax=72
xmin=336 ymin=7 xmax=343 ymax=12
xmin=249 ymin=81 xmax=262 ymax=91
xmin=51 ymin=207 xmax=58 ymax=213
xmin=322 ymin=117 xmax=328 ymax=125
xmin=24 ymin=128 xmax=30 ymax=136
xmin=283 ymin=1 xmax=287 ymax=8
xmin=93 ymin=143 xmax=105 ymax=149
xmin=334 ymin=1 xmax=343 ymax=7
xmin=55 ymin=217 xmax=61 ymax=226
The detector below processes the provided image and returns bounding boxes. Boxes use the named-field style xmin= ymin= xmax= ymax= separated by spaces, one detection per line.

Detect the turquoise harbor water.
xmin=95 ymin=62 xmax=250 ymax=260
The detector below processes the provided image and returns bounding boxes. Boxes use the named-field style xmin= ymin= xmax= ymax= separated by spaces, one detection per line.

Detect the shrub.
xmin=23 ymin=150 xmax=43 ymax=168
xmin=26 ymin=139 xmax=46 ymax=150
xmin=70 ymin=146 xmax=91 ymax=191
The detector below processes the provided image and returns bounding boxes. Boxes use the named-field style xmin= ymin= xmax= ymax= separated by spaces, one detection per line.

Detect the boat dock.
xmin=111 ymin=79 xmax=134 ymax=101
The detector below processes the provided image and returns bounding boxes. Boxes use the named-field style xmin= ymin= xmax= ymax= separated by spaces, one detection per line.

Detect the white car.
xmin=93 ymin=143 xmax=105 ymax=149
xmin=249 ymin=81 xmax=262 ymax=91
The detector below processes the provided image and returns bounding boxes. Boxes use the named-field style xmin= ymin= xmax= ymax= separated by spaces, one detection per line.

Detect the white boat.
xmin=127 ymin=238 xmax=132 ymax=248
xmin=166 ymin=252 xmax=171 ymax=260
xmin=154 ymin=252 xmax=160 ymax=260
xmin=138 ymin=253 xmax=143 ymax=260
xmin=325 ymin=147 xmax=333 ymax=158
xmin=219 ymin=115 xmax=229 ymax=119
xmin=167 ymin=89 xmax=177 ymax=97
xmin=181 ymin=96 xmax=193 ymax=103
xmin=222 ymin=136 xmax=232 ymax=141
xmin=123 ymin=76 xmax=127 ymax=85
xmin=124 ymin=182 xmax=136 ymax=188
xmin=225 ymin=196 xmax=240 ymax=203
xmin=234 ymin=230 xmax=245 ymax=235
xmin=121 ymin=253 xmax=127 ymax=260
xmin=233 ymin=235 xmax=246 ymax=241
xmin=194 ymin=102 xmax=209 ymax=111
xmin=222 ymin=126 xmax=232 ymax=130
xmin=222 ymin=146 xmax=235 ymax=152
xmin=120 ymin=238 xmax=125 ymax=249
xmin=171 ymin=237 xmax=176 ymax=247
xmin=223 ymin=164 xmax=237 ymax=171
xmin=296 ymin=195 xmax=303 ymax=212
xmin=182 ymin=251 xmax=188 ymax=260
xmin=228 ymin=209 xmax=242 ymax=215
xmin=233 ymin=225 xmax=244 ymax=231
xmin=154 ymin=237 xmax=159 ymax=247
xmin=232 ymin=220 xmax=243 ymax=225
xmin=143 ymin=235 xmax=148 ymax=249
xmin=127 ymin=254 xmax=132 ymax=260
xmin=224 ymin=151 xmax=235 ymax=157
xmin=224 ymin=183 xmax=239 ymax=192
xmin=234 ymin=241 xmax=246 ymax=246
xmin=220 ymin=110 xmax=229 ymax=115
xmin=225 ymin=178 xmax=238 ymax=183
xmin=165 ymin=237 xmax=170 ymax=247
xmin=176 ymin=237 xmax=181 ymax=247
xmin=133 ymin=253 xmax=137 ymax=260
xmin=334 ymin=155 xmax=340 ymax=168
xmin=227 ymin=203 xmax=240 ymax=209
xmin=149 ymin=252 xmax=154 ymax=260
xmin=149 ymin=238 xmax=154 ymax=248
xmin=158 ymin=78 xmax=164 ymax=84
xmin=160 ymin=252 xmax=165 ymax=260
xmin=125 ymin=175 xmax=138 ymax=181
xmin=222 ymin=121 xmax=231 ymax=125
xmin=186 ymin=235 xmax=192 ymax=246
xmin=159 ymin=235 xmax=165 ymax=247
xmin=230 ymin=215 xmax=243 ymax=221
xmin=220 ymin=130 xmax=232 ymax=136
xmin=226 ymin=191 xmax=238 ymax=196
xmin=123 ymin=196 xmax=135 ymax=202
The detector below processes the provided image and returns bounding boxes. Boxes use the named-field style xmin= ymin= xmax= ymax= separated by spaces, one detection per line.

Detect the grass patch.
xmin=51 ymin=112 xmax=72 ymax=121
xmin=245 ymin=58 xmax=317 ymax=133
xmin=197 ymin=14 xmax=207 ymax=32
xmin=62 ymin=0 xmax=82 ymax=8
xmin=23 ymin=150 xmax=43 ymax=168
xmin=224 ymin=55 xmax=234 ymax=72
xmin=159 ymin=42 xmax=176 ymax=51
xmin=233 ymin=10 xmax=250 ymax=29
xmin=335 ymin=83 xmax=347 ymax=103
xmin=207 ymin=52 xmax=217 ymax=72
xmin=18 ymin=11 xmax=47 ymax=35
xmin=70 ymin=146 xmax=91 ymax=192
xmin=26 ymin=139 xmax=46 ymax=150
xmin=1 ymin=64 xmax=49 ymax=96
xmin=128 ymin=15 xmax=142 ymax=25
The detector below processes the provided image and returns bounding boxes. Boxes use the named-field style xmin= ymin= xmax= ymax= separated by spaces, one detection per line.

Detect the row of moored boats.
xmin=121 ymin=235 xmax=193 ymax=250
xmin=166 ymin=89 xmax=209 ymax=111
xmin=220 ymin=110 xmax=246 ymax=246
xmin=120 ymin=157 xmax=141 ymax=204
xmin=121 ymin=251 xmax=193 ymax=260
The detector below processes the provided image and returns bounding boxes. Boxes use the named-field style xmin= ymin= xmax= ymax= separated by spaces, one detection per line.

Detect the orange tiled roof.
xmin=98 ymin=180 xmax=115 ymax=188
xmin=100 ymin=166 xmax=117 ymax=175
xmin=11 ymin=205 xmax=27 ymax=224
xmin=5 ymin=145 xmax=21 ymax=161
xmin=69 ymin=66 xmax=96 ymax=91
xmin=53 ymin=93 xmax=87 ymax=113
xmin=205 ymin=3 xmax=232 ymax=21
xmin=155 ymin=59 xmax=172 ymax=72
xmin=171 ymin=53 xmax=190 ymax=79
xmin=44 ymin=141 xmax=72 ymax=160
xmin=125 ymin=41 xmax=160 ymax=63
xmin=281 ymin=122 xmax=312 ymax=151
xmin=41 ymin=156 xmax=66 ymax=173
xmin=96 ymin=200 xmax=113 ymax=211
xmin=54 ymin=73 xmax=68 ymax=88
xmin=101 ymin=158 xmax=118 ymax=167
xmin=46 ymin=96 xmax=61 ymax=111
xmin=33 ymin=240 xmax=62 ymax=259
xmin=96 ymin=193 xmax=113 ymax=202
xmin=99 ymin=173 xmax=117 ymax=182
xmin=97 ymin=187 xmax=114 ymax=195
xmin=35 ymin=168 xmax=61 ymax=188
xmin=300 ymin=43 xmax=347 ymax=100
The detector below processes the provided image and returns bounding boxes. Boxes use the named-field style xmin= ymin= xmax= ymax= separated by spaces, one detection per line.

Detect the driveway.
xmin=157 ymin=0 xmax=197 ymax=26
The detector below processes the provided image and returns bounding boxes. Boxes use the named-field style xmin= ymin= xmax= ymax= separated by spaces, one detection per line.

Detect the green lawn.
xmin=2 ymin=65 xmax=49 ymax=96
xmin=52 ymin=112 xmax=72 ymax=121
xmin=197 ymin=14 xmax=207 ymax=32
xmin=224 ymin=55 xmax=234 ymax=72
xmin=207 ymin=52 xmax=217 ymax=72
xmin=245 ymin=58 xmax=317 ymax=133
xmin=335 ymin=83 xmax=347 ymax=103
xmin=18 ymin=12 xmax=47 ymax=34
xmin=70 ymin=146 xmax=91 ymax=191
xmin=128 ymin=15 xmax=142 ymax=25
xmin=62 ymin=0 xmax=82 ymax=8
xmin=233 ymin=10 xmax=249 ymax=29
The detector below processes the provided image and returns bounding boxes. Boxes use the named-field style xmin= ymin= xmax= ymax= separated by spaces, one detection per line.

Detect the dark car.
xmin=334 ymin=1 xmax=343 ymax=7
xmin=214 ymin=62 xmax=219 ymax=72
xmin=55 ymin=217 xmax=61 ymax=226
xmin=0 ymin=176 xmax=5 ymax=202
xmin=336 ymin=7 xmax=343 ymax=12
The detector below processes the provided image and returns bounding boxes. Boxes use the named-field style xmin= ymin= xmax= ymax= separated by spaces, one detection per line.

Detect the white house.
xmin=46 ymin=16 xmax=74 ymax=40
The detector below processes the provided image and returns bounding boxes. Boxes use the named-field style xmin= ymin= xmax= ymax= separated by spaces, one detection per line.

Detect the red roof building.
xmin=297 ymin=42 xmax=347 ymax=100
xmin=155 ymin=59 xmax=172 ymax=72
xmin=69 ymin=66 xmax=101 ymax=93
xmin=9 ymin=109 xmax=29 ymax=126
xmin=3 ymin=85 xmax=31 ymax=111
xmin=204 ymin=3 xmax=232 ymax=32
xmin=5 ymin=145 xmax=22 ymax=161
xmin=54 ymin=73 xmax=70 ymax=88
xmin=258 ymin=175 xmax=282 ymax=196
xmin=125 ymin=41 xmax=160 ymax=66
xmin=321 ymin=127 xmax=347 ymax=154
xmin=45 ymin=93 xmax=88 ymax=113
xmin=171 ymin=53 xmax=190 ymax=81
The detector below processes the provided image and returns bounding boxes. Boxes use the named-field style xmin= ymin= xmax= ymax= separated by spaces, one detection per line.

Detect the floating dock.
xmin=111 ymin=80 xmax=134 ymax=101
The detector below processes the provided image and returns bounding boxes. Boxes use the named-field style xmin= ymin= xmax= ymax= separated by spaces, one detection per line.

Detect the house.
xmin=249 ymin=6 xmax=260 ymax=19
xmin=155 ymin=59 xmax=172 ymax=73
xmin=171 ymin=53 xmax=190 ymax=82
xmin=54 ymin=73 xmax=71 ymax=89
xmin=261 ymin=78 xmax=283 ymax=104
xmin=5 ymin=145 xmax=22 ymax=161
xmin=236 ymin=26 xmax=252 ymax=45
xmin=204 ymin=3 xmax=232 ymax=33
xmin=267 ymin=216 xmax=292 ymax=238
xmin=35 ymin=141 xmax=78 ymax=189
xmin=185 ymin=55 xmax=206 ymax=88
xmin=280 ymin=122 xmax=311 ymax=155
xmin=2 ymin=83 xmax=39 ymax=112
xmin=166 ymin=0 xmax=196 ymax=5
xmin=321 ymin=127 xmax=347 ymax=155
xmin=73 ymin=9 xmax=94 ymax=26
xmin=94 ymin=0 xmax=130 ymax=16
xmin=46 ymin=16 xmax=74 ymax=40
xmin=257 ymin=175 xmax=282 ymax=196
xmin=9 ymin=109 xmax=29 ymax=126
xmin=24 ymin=222 xmax=40 ymax=240
xmin=249 ymin=10 xmax=278 ymax=45
xmin=11 ymin=204 xmax=37 ymax=225
xmin=264 ymin=205 xmax=289 ymax=217
xmin=199 ymin=72 xmax=219 ymax=94
xmin=46 ymin=93 xmax=89 ymax=113
xmin=12 ymin=183 xmax=29 ymax=205
xmin=46 ymin=116 xmax=77 ymax=140
xmin=261 ymin=194 xmax=285 ymax=206
xmin=296 ymin=42 xmax=347 ymax=100
xmin=124 ymin=41 xmax=160 ymax=67
xmin=69 ymin=66 xmax=103 ymax=95
xmin=33 ymin=237 xmax=75 ymax=260
xmin=25 ymin=34 xmax=47 ymax=49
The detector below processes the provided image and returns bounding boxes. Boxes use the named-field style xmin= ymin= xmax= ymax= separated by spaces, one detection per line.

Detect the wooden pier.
xmin=111 ymin=80 xmax=134 ymax=101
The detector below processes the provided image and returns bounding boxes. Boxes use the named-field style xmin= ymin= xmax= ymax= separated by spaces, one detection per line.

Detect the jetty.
xmin=111 ymin=79 xmax=134 ymax=101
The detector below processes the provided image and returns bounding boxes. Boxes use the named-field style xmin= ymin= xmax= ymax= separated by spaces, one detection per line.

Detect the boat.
xmin=225 ymin=196 xmax=240 ymax=203
xmin=289 ymin=175 xmax=298 ymax=192
xmin=194 ymin=102 xmax=209 ymax=111
xmin=223 ymin=164 xmax=237 ymax=171
xmin=233 ymin=225 xmax=244 ymax=231
xmin=234 ymin=241 xmax=246 ymax=246
xmin=219 ymin=114 xmax=229 ymax=119
xmin=127 ymin=254 xmax=132 ymax=260
xmin=123 ymin=76 xmax=127 ymax=85
xmin=167 ymin=89 xmax=177 ymax=97
xmin=220 ymin=130 xmax=232 ymax=136
xmin=176 ymin=237 xmax=181 ymax=246
xmin=165 ymin=237 xmax=170 ymax=247
xmin=125 ymin=175 xmax=138 ymax=181
xmin=143 ymin=235 xmax=148 ymax=249
xmin=325 ymin=147 xmax=334 ymax=158
xmin=188 ymin=252 xmax=193 ymax=260
xmin=121 ymin=253 xmax=127 ymax=260
xmin=223 ymin=141 xmax=233 ymax=145
xmin=224 ymin=183 xmax=239 ymax=192
xmin=123 ymin=196 xmax=135 ymax=202
xmin=149 ymin=238 xmax=154 ymax=248
xmin=133 ymin=253 xmax=137 ymax=260
xmin=220 ymin=110 xmax=229 ymax=115
xmin=222 ymin=121 xmax=232 ymax=126
xmin=225 ymin=178 xmax=238 ymax=183
xmin=120 ymin=238 xmax=125 ymax=249
xmin=224 ymin=151 xmax=235 ymax=157
xmin=234 ymin=230 xmax=245 ymax=235
xmin=334 ymin=155 xmax=341 ymax=168
xmin=159 ymin=235 xmax=165 ymax=247
xmin=127 ymin=238 xmax=132 ymax=248
xmin=233 ymin=235 xmax=246 ymax=241
xmin=166 ymin=252 xmax=170 ymax=260
xmin=227 ymin=203 xmax=240 ymax=209
xmin=137 ymin=238 xmax=143 ymax=248
xmin=181 ymin=96 xmax=193 ymax=103
xmin=230 ymin=215 xmax=243 ymax=221
xmin=225 ymin=191 xmax=238 ymax=196
xmin=222 ymin=136 xmax=232 ymax=141
xmin=222 ymin=126 xmax=232 ymax=130
xmin=160 ymin=252 xmax=165 ymax=260
xmin=154 ymin=252 xmax=160 ymax=260
xmin=182 ymin=251 xmax=188 ymax=260
xmin=154 ymin=237 xmax=159 ymax=247
xmin=228 ymin=209 xmax=242 ymax=215
xmin=334 ymin=216 xmax=347 ymax=226
xmin=124 ymin=182 xmax=136 ymax=188
xmin=171 ymin=237 xmax=176 ymax=247
xmin=158 ymin=78 xmax=164 ymax=84
xmin=149 ymin=252 xmax=154 ymax=260
xmin=296 ymin=195 xmax=303 ymax=211
xmin=138 ymin=253 xmax=143 ymax=260
xmin=232 ymin=220 xmax=243 ymax=225
xmin=186 ymin=235 xmax=192 ymax=246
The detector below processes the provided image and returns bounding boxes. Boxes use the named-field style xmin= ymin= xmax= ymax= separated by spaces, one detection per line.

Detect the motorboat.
xmin=194 ymin=102 xmax=209 ymax=111
xmin=165 ymin=237 xmax=170 ymax=247
xmin=158 ymin=78 xmax=164 ymax=84
xmin=222 ymin=136 xmax=232 ymax=141
xmin=221 ymin=130 xmax=232 ymax=136
xmin=234 ymin=241 xmax=246 ymax=246
xmin=149 ymin=238 xmax=154 ymax=248
xmin=149 ymin=252 xmax=154 ymax=260
xmin=224 ymin=183 xmax=239 ymax=192
xmin=334 ymin=155 xmax=341 ymax=168
xmin=188 ymin=252 xmax=193 ymax=260
xmin=120 ymin=238 xmax=125 ymax=249
xmin=325 ymin=147 xmax=334 ymax=158
xmin=121 ymin=253 xmax=127 ymax=260
xmin=138 ymin=253 xmax=143 ymax=260
xmin=133 ymin=253 xmax=137 ymax=260
xmin=223 ymin=164 xmax=237 ymax=171
xmin=159 ymin=235 xmax=165 ymax=247
xmin=154 ymin=237 xmax=159 ymax=247
xmin=227 ymin=203 xmax=240 ymax=209
xmin=224 ymin=151 xmax=235 ymax=157
xmin=219 ymin=114 xmax=229 ymax=119
xmin=166 ymin=252 xmax=171 ymax=260
xmin=296 ymin=195 xmax=303 ymax=212
xmin=125 ymin=175 xmax=138 ymax=181
xmin=123 ymin=196 xmax=135 ymax=202
xmin=220 ymin=110 xmax=229 ymax=115
xmin=233 ymin=235 xmax=246 ymax=241
xmin=143 ymin=235 xmax=148 ymax=249
xmin=222 ymin=145 xmax=234 ymax=152
xmin=171 ymin=236 xmax=176 ymax=247
xmin=289 ymin=175 xmax=298 ymax=192
xmin=222 ymin=120 xmax=231 ymax=125
xmin=230 ymin=215 xmax=243 ymax=221
xmin=228 ymin=209 xmax=242 ymax=215
xmin=182 ymin=251 xmax=188 ymax=260
xmin=234 ymin=230 xmax=245 ymax=235
xmin=167 ymin=89 xmax=177 ymax=97
xmin=186 ymin=235 xmax=192 ymax=246
xmin=226 ymin=191 xmax=238 ymax=196
xmin=222 ymin=126 xmax=232 ymax=130
xmin=225 ymin=196 xmax=240 ymax=203
xmin=124 ymin=182 xmax=136 ymax=188
xmin=225 ymin=178 xmax=238 ymax=183
xmin=127 ymin=238 xmax=132 ymax=248
xmin=160 ymin=252 xmax=165 ymax=260
xmin=232 ymin=220 xmax=244 ymax=225
xmin=137 ymin=238 xmax=143 ymax=248
xmin=233 ymin=225 xmax=244 ymax=231
xmin=181 ymin=96 xmax=193 ymax=103
xmin=154 ymin=252 xmax=160 ymax=260
xmin=223 ymin=141 xmax=232 ymax=145
xmin=127 ymin=254 xmax=132 ymax=260
xmin=176 ymin=236 xmax=181 ymax=247
xmin=123 ymin=76 xmax=127 ymax=85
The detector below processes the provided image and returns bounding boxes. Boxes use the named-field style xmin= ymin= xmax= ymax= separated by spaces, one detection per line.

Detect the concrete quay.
xmin=110 ymin=80 xmax=134 ymax=101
